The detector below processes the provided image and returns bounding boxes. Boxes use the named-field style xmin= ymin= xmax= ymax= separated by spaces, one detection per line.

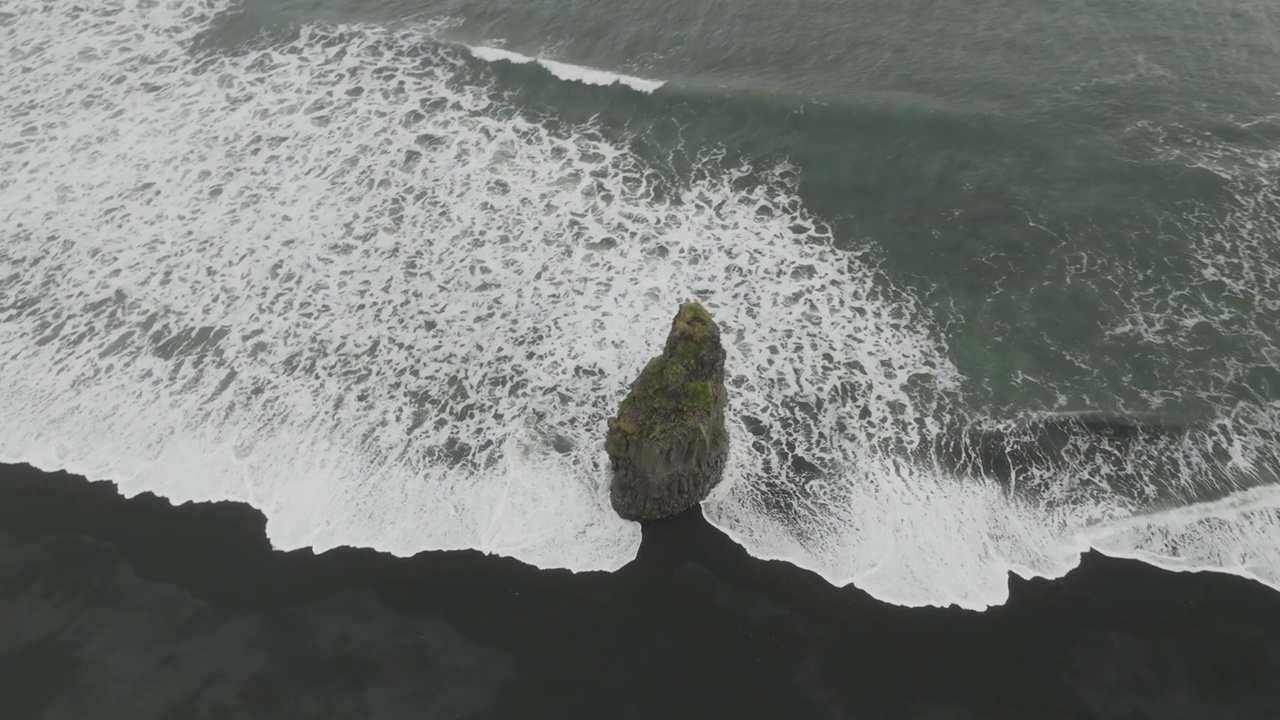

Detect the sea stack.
xmin=605 ymin=302 xmax=729 ymax=521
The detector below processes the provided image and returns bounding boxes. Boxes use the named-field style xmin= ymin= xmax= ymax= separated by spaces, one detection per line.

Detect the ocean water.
xmin=2 ymin=0 xmax=1279 ymax=610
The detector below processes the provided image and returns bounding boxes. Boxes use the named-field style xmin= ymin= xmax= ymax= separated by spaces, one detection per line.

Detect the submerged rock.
xmin=605 ymin=302 xmax=729 ymax=521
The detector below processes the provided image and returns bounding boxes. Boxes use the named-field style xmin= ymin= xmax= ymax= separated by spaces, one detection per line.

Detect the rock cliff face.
xmin=605 ymin=303 xmax=729 ymax=521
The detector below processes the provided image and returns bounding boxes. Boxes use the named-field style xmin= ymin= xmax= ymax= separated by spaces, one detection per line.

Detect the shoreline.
xmin=3 ymin=461 xmax=1280 ymax=718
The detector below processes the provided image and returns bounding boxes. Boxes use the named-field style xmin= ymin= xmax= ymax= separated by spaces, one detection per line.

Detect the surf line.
xmin=465 ymin=45 xmax=666 ymax=94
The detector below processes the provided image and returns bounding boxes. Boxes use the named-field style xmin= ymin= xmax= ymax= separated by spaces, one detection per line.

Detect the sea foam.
xmin=2 ymin=0 xmax=1280 ymax=609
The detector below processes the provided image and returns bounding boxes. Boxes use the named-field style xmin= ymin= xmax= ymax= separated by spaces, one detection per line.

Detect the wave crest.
xmin=466 ymin=45 xmax=665 ymax=93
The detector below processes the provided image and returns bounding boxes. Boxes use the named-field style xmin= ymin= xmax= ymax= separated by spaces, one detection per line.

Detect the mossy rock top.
xmin=608 ymin=302 xmax=725 ymax=440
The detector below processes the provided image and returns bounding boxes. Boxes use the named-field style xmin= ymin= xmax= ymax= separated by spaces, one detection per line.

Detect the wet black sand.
xmin=1 ymin=462 xmax=1278 ymax=720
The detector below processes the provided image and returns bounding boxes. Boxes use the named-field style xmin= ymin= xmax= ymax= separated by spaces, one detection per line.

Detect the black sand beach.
xmin=2 ymin=462 xmax=1278 ymax=720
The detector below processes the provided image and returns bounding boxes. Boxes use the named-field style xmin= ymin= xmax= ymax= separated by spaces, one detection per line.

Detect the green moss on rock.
xmin=609 ymin=302 xmax=723 ymax=439
xmin=683 ymin=381 xmax=713 ymax=411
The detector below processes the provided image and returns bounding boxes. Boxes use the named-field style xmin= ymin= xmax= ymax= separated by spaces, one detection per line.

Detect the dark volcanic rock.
xmin=605 ymin=302 xmax=729 ymax=521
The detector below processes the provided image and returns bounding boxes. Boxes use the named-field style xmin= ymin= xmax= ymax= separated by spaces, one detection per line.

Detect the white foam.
xmin=466 ymin=45 xmax=666 ymax=93
xmin=706 ymin=455 xmax=1088 ymax=609
xmin=1085 ymin=485 xmax=1280 ymax=584
xmin=4 ymin=0 xmax=1280 ymax=610
xmin=0 ymin=0 xmax=948 ymax=578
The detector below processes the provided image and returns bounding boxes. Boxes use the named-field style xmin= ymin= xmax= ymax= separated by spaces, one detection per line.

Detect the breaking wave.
xmin=2 ymin=0 xmax=1279 ymax=609
xmin=465 ymin=45 xmax=665 ymax=93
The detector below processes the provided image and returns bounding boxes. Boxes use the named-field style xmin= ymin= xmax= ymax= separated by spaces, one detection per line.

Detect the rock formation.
xmin=605 ymin=302 xmax=729 ymax=521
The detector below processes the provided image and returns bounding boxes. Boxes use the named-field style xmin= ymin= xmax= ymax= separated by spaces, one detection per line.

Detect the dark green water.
xmin=209 ymin=0 xmax=1280 ymax=415
xmin=2 ymin=0 xmax=1280 ymax=608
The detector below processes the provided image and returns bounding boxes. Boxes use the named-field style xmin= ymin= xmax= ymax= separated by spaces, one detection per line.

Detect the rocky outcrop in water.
xmin=605 ymin=302 xmax=729 ymax=521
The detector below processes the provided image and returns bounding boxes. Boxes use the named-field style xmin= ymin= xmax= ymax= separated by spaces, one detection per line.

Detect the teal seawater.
xmin=1 ymin=0 xmax=1279 ymax=608
xmin=214 ymin=0 xmax=1280 ymax=418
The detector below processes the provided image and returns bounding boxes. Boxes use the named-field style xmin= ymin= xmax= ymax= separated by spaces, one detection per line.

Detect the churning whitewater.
xmin=3 ymin=0 xmax=1280 ymax=609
